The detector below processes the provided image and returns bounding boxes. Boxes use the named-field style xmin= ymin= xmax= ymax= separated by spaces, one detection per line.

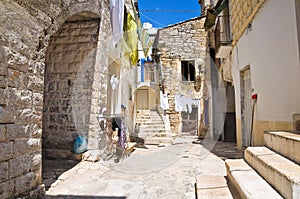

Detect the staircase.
xmin=225 ymin=131 xmax=300 ymax=199
xmin=134 ymin=110 xmax=174 ymax=145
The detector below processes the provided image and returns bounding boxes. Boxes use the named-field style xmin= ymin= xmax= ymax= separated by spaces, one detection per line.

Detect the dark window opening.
xmin=181 ymin=61 xmax=195 ymax=81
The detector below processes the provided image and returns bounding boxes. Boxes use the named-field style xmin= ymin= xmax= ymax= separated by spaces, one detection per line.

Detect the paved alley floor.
xmin=44 ymin=138 xmax=244 ymax=199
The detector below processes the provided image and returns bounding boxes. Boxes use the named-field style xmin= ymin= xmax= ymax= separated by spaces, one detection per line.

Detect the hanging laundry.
xmin=175 ymin=94 xmax=188 ymax=112
xmin=175 ymin=95 xmax=183 ymax=112
xmin=130 ymin=0 xmax=153 ymax=57
xmin=181 ymin=95 xmax=188 ymax=112
xmin=124 ymin=12 xmax=138 ymax=66
xmin=160 ymin=90 xmax=169 ymax=110
xmin=110 ymin=74 xmax=119 ymax=90
xmin=110 ymin=0 xmax=124 ymax=45
xmin=187 ymin=98 xmax=193 ymax=114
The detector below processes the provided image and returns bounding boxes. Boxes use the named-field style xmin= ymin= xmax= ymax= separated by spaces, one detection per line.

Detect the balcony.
xmin=215 ymin=15 xmax=232 ymax=59
xmin=137 ymin=61 xmax=158 ymax=88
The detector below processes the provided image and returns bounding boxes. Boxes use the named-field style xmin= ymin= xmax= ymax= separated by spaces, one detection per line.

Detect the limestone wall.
xmin=43 ymin=19 xmax=100 ymax=160
xmin=0 ymin=0 xmax=110 ymax=198
xmin=156 ymin=18 xmax=207 ymax=134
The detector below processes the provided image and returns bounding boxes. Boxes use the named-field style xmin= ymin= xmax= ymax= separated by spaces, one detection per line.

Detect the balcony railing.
xmin=137 ymin=61 xmax=158 ymax=85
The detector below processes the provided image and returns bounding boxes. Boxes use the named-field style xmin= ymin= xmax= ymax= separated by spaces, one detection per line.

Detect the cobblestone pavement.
xmin=43 ymin=138 xmax=244 ymax=199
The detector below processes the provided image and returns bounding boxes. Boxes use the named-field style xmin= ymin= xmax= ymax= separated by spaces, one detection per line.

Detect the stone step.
xmin=136 ymin=115 xmax=161 ymax=117
xmin=136 ymin=115 xmax=161 ymax=118
xmin=138 ymin=133 xmax=173 ymax=139
xmin=145 ymin=117 xmax=162 ymax=120
xmin=195 ymin=175 xmax=233 ymax=199
xmin=139 ymin=127 xmax=166 ymax=131
xmin=139 ymin=130 xmax=166 ymax=135
xmin=245 ymin=146 xmax=300 ymax=199
xmin=264 ymin=131 xmax=300 ymax=164
xmin=136 ymin=116 xmax=161 ymax=119
xmin=136 ymin=116 xmax=151 ymax=120
xmin=137 ymin=111 xmax=160 ymax=116
xmin=149 ymin=114 xmax=161 ymax=117
xmin=139 ymin=124 xmax=165 ymax=128
xmin=136 ymin=110 xmax=150 ymax=113
xmin=136 ymin=121 xmax=164 ymax=125
xmin=144 ymin=137 xmax=173 ymax=145
xmin=225 ymin=159 xmax=283 ymax=199
xmin=136 ymin=123 xmax=164 ymax=127
xmin=125 ymin=142 xmax=137 ymax=154
xmin=136 ymin=119 xmax=163 ymax=123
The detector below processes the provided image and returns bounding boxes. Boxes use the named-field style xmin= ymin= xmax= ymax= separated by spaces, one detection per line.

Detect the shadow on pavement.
xmin=194 ymin=140 xmax=245 ymax=160
xmin=43 ymin=159 xmax=80 ymax=190
xmin=46 ymin=196 xmax=126 ymax=199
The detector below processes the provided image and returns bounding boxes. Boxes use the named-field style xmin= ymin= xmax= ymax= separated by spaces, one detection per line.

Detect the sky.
xmin=138 ymin=0 xmax=201 ymax=28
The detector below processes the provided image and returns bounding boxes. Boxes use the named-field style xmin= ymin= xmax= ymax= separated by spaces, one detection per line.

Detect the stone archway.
xmin=42 ymin=12 xmax=101 ymax=189
xmin=43 ymin=13 xmax=100 ymax=160
xmin=0 ymin=0 xmax=111 ymax=197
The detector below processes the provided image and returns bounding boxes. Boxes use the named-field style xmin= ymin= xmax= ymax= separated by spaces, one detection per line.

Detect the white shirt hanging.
xmin=175 ymin=95 xmax=183 ymax=112
xmin=110 ymin=74 xmax=119 ymax=90
xmin=160 ymin=91 xmax=169 ymax=110
xmin=110 ymin=0 xmax=124 ymax=45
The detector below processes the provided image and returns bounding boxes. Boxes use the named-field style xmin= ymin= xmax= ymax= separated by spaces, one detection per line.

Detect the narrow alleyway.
xmin=44 ymin=137 xmax=243 ymax=199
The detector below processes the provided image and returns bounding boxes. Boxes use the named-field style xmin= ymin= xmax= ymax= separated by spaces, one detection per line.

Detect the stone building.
xmin=203 ymin=0 xmax=300 ymax=147
xmin=227 ymin=0 xmax=300 ymax=147
xmin=153 ymin=17 xmax=209 ymax=137
xmin=201 ymin=1 xmax=300 ymax=197
xmin=199 ymin=0 xmax=237 ymax=143
xmin=0 ymin=0 xmax=139 ymax=198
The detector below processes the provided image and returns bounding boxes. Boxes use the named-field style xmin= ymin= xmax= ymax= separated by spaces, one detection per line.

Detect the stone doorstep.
xmin=225 ymin=159 xmax=283 ymax=199
xmin=245 ymin=146 xmax=300 ymax=199
xmin=195 ymin=175 xmax=233 ymax=199
xmin=264 ymin=131 xmax=300 ymax=165
xmin=125 ymin=142 xmax=137 ymax=154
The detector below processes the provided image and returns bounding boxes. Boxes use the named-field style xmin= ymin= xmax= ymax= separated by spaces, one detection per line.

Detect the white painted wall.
xmin=231 ymin=0 xmax=300 ymax=122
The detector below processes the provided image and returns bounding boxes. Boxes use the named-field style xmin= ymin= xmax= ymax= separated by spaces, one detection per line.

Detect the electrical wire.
xmin=140 ymin=10 xmax=199 ymax=13
xmin=139 ymin=12 xmax=166 ymax=27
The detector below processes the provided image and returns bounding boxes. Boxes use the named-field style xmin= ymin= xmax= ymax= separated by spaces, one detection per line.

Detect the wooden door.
xmin=137 ymin=89 xmax=149 ymax=110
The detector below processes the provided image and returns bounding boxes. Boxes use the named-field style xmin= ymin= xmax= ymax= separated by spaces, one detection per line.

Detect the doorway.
xmin=241 ymin=68 xmax=252 ymax=147
xmin=136 ymin=89 xmax=149 ymax=110
xmin=224 ymin=84 xmax=236 ymax=142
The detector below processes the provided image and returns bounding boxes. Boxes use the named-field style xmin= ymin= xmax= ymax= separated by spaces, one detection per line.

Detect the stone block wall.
xmin=156 ymin=17 xmax=207 ymax=134
xmin=0 ymin=0 xmax=110 ymax=198
xmin=43 ymin=19 xmax=99 ymax=160
xmin=230 ymin=0 xmax=261 ymax=43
